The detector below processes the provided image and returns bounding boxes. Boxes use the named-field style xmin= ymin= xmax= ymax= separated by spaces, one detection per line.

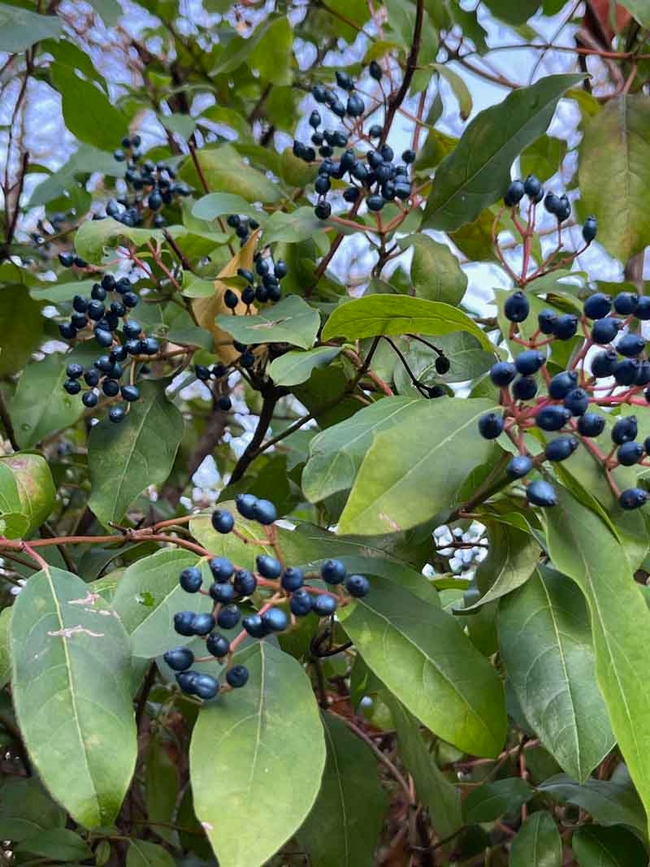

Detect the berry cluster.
xmin=291 ymin=68 xmax=413 ymax=220
xmin=59 ymin=273 xmax=160 ymax=423
xmin=504 ymin=175 xmax=596 ymax=241
xmin=225 ymin=255 xmax=288 ymax=308
xmin=164 ymin=495 xmax=370 ymax=701
xmin=225 ymin=213 xmax=261 ymax=247
xmin=478 ymin=282 xmax=650 ymax=510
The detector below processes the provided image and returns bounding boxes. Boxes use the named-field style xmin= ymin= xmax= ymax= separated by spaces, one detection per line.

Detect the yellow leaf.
xmin=191 ymin=230 xmax=260 ymax=364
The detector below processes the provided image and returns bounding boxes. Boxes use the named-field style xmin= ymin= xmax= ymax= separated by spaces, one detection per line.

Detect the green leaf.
xmin=393 ymin=331 xmax=494 ymax=389
xmin=400 ymin=234 xmax=467 ymax=305
xmin=0 ymin=3 xmax=62 ymax=51
xmin=619 ymin=1 xmax=650 ymax=28
xmin=29 ymin=278 xmax=97 ymax=304
xmin=579 ymin=95 xmax=650 ymax=261
xmin=0 ymin=608 xmax=11 ymax=688
xmin=50 ymin=63 xmax=126 ymax=151
xmin=298 ymin=713 xmax=387 ymax=867
xmin=0 ymin=285 xmax=43 ymax=376
xmin=322 ymin=294 xmax=492 ymax=349
xmin=180 ymin=144 xmax=282 ymax=204
xmin=463 ymin=778 xmax=533 ymax=823
xmin=127 ymin=840 xmax=176 ymax=867
xmin=112 ymin=549 xmax=212 ymax=657
xmin=572 ymin=825 xmax=650 ymax=867
xmin=0 ymin=778 xmax=65 ymax=842
xmin=87 ymin=0 xmax=122 ymax=24
xmin=248 ymin=16 xmax=293 ymax=85
xmin=385 ymin=694 xmax=462 ymax=838
xmin=339 ymin=576 xmax=507 ymax=757
xmin=337 ymin=398 xmax=500 ymax=536
xmin=422 ymin=74 xmax=583 ymax=231
xmin=144 ymin=734 xmax=179 ymax=844
xmin=190 ymin=642 xmax=326 ymax=867
xmin=268 ymin=346 xmax=342 ymax=387
xmin=192 ymin=193 xmax=266 ymax=223
xmin=433 ymin=64 xmax=472 ymax=120
xmin=303 ymin=397 xmax=423 ymax=503
xmin=74 ymin=217 xmax=166 ymax=263
xmin=16 ymin=828 xmax=93 ymax=862
xmin=217 ymin=295 xmax=320 ymax=349
xmin=545 ymin=488 xmax=650 ymax=823
xmin=10 ymin=566 xmax=137 ymax=827
xmin=483 ymin=0 xmax=540 ymax=24
xmin=0 ymin=453 xmax=55 ymax=536
xmin=262 ymin=207 xmax=325 ymax=245
xmin=537 ymin=774 xmax=646 ymax=835
xmin=88 ymin=381 xmax=184 ymax=525
xmin=509 ymin=812 xmax=562 ymax=867
xmin=520 ymin=134 xmax=567 ymax=181
xmin=498 ymin=568 xmax=614 ymax=782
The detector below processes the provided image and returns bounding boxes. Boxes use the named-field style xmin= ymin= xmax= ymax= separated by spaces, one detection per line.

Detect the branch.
xmin=229 ymin=385 xmax=284 ymax=484
xmin=380 ymin=0 xmax=425 ymax=144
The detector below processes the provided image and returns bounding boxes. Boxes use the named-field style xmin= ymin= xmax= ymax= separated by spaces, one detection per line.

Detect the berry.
xmin=489 ymin=361 xmax=517 ymax=387
xmin=281 ymin=567 xmax=304 ymax=592
xmin=582 ymin=216 xmax=598 ymax=244
xmin=346 ymin=574 xmax=370 ymax=597
xmin=191 ymin=613 xmax=215 ymax=636
xmin=176 ymin=671 xmax=198 ymax=694
xmin=527 ymin=480 xmax=558 ymax=507
xmin=538 ymin=309 xmax=557 ymax=335
xmin=312 ymin=595 xmax=337 ymax=616
xmin=236 ymin=493 xmax=257 ymax=519
xmin=74 ymin=255 xmax=87 ymax=268
xmin=209 ymin=582 xmax=235 ymax=604
xmin=637 ymin=361 xmax=650 ymax=386
xmin=233 ymin=569 xmax=257 ymax=597
xmin=290 ymin=589 xmax=313 ymax=616
xmin=226 ymin=665 xmax=249 ymax=688
xmin=577 ymin=413 xmax=605 ymax=438
xmin=148 ymin=191 xmax=162 ymax=210
xmin=164 ymin=647 xmax=194 ymax=671
xmin=544 ymin=191 xmax=561 ymax=215
xmin=435 ymin=355 xmax=451 ymax=375
xmin=336 ymin=71 xmax=354 ymax=90
xmin=256 ymin=554 xmax=282 ymax=579
xmin=64 ymin=379 xmax=81 ymax=395
xmin=82 ymin=391 xmax=98 ymax=408
xmin=612 ymin=415 xmax=638 ymax=444
xmin=85 ymin=369 xmax=100 ymax=387
xmin=262 ymin=607 xmax=288 ymax=632
xmin=252 ymin=498 xmax=277 ymax=525
xmin=242 ymin=614 xmax=268 ymax=638
xmin=123 ymin=319 xmax=142 ymax=338
xmin=368 ymin=123 xmax=383 ymax=138
xmin=72 ymin=295 xmax=88 ymax=313
xmin=545 ymin=435 xmax=579 ymax=462
xmin=211 ymin=509 xmax=234 ymax=534
xmin=506 ymin=455 xmax=534 ymax=478
xmin=315 ymin=201 xmax=331 ymax=220
xmin=94 ymin=329 xmax=113 ymax=348
xmin=592 ymin=317 xmax=620 ymax=345
xmin=217 ymin=395 xmax=232 ymax=411
xmin=583 ymin=292 xmax=611 ymax=320
xmin=515 ymin=350 xmax=545 ymax=376
xmin=121 ymin=385 xmax=140 ymax=402
xmin=564 ymin=388 xmax=589 ymax=416
xmin=367 ymin=195 xmax=384 ymax=211
xmin=504 ymin=179 xmax=525 ymax=207
xmin=512 ymin=377 xmax=538 ymax=401
xmin=552 ymin=314 xmax=578 ymax=340
xmin=478 ymin=412 xmax=504 ymax=439
xmin=224 ymin=289 xmax=239 ymax=310
xmin=592 ymin=350 xmax=617 ymax=378
xmin=217 ymin=604 xmax=240 ymax=630
xmin=402 ymin=149 xmax=416 ymax=164
xmin=346 ymin=94 xmax=365 ymax=117
xmin=523 ymin=174 xmax=543 ymax=199
xmin=617 ymin=333 xmax=646 ymax=357
xmin=194 ymin=674 xmax=219 ymax=700
xmin=614 ymin=292 xmax=639 ymax=315
xmin=536 ymin=406 xmax=571 ymax=431
xmin=179 ymin=566 xmax=202 ymax=593
xmin=321 ymin=559 xmax=346 ymax=584
xmin=637 ymin=297 xmax=650 ymax=320
xmin=620 ymin=488 xmax=648 ymax=509
xmin=58 ymin=251 xmax=74 ymax=267
xmin=369 ymin=60 xmax=382 ymax=80
xmin=504 ymin=291 xmax=529 ymax=322
xmin=173 ymin=611 xmax=195 ymax=636
xmin=613 ymin=359 xmax=640 ymax=386
xmin=102 ymin=379 xmax=120 ymax=397
xmin=123 ymin=292 xmax=139 ymax=308
xmin=618 ymin=441 xmax=643 ymax=466
xmin=206 ymin=632 xmax=230 ymax=657
xmin=343 ymin=187 xmax=360 ymax=203
xmin=548 ymin=370 xmax=577 ymax=400
xmin=209 ymin=556 xmax=234 ymax=583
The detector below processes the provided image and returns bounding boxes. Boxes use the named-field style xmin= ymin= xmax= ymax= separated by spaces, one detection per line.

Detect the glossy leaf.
xmin=268 ymin=346 xmax=341 ymax=386
xmin=50 ymin=63 xmax=126 ymax=151
xmin=509 ymin=812 xmax=562 ymax=867
xmin=400 ymin=234 xmax=467 ymax=305
xmin=298 ymin=713 xmax=387 ymax=867
xmin=190 ymin=642 xmax=326 ymax=867
xmin=0 ymin=3 xmax=62 ymax=51
xmin=0 ymin=453 xmax=55 ymax=539
xmin=538 ymin=774 xmax=646 ymax=835
xmin=16 ymin=828 xmax=93 ymax=862
xmin=422 ymin=74 xmax=583 ymax=231
xmin=127 ymin=840 xmax=176 ymax=867
xmin=337 ymin=398 xmax=500 ymax=536
xmin=88 ymin=381 xmax=184 ymax=525
xmin=10 ymin=567 xmax=137 ymax=827
xmin=192 ymin=192 xmax=265 ymax=223
xmin=572 ymin=825 xmax=649 ymax=867
xmin=463 ymin=778 xmax=533 ymax=823
xmin=0 ymin=284 xmax=43 ymax=376
xmin=180 ymin=145 xmax=282 ymax=203
xmin=0 ymin=778 xmax=65 ymax=842
xmin=217 ymin=295 xmax=320 ymax=349
xmin=339 ymin=576 xmax=507 ymax=757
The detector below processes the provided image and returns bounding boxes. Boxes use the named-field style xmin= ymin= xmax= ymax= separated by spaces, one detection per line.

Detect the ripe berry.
xmin=636 ymin=297 xmax=650 ymax=320
xmin=226 ymin=665 xmax=249 ymax=688
xmin=617 ymin=333 xmax=646 ymax=357
xmin=256 ymin=554 xmax=282 ymax=579
xmin=290 ymin=588 xmax=313 ymax=616
xmin=564 ymin=388 xmax=589 ymax=416
xmin=583 ymin=292 xmax=612 ymax=320
xmin=435 ymin=355 xmax=451 ymax=375
xmin=592 ymin=350 xmax=617 ymax=378
xmin=123 ymin=292 xmax=139 ymax=308
xmin=194 ymin=674 xmax=219 ymax=700
xmin=121 ymin=385 xmax=140 ymax=402
xmin=211 ymin=509 xmax=234 ymax=534
xmin=523 ymin=174 xmax=543 ymax=199
xmin=209 ymin=582 xmax=235 ymax=604
xmin=164 ymin=647 xmax=194 ymax=671
xmin=72 ymin=295 xmax=88 ymax=313
xmin=206 ymin=632 xmax=230 ymax=657
xmin=504 ymin=179 xmax=525 ymax=207
xmin=504 ymin=291 xmax=529 ymax=322
xmin=369 ymin=60 xmax=382 ymax=80
xmin=544 ymin=191 xmax=561 ymax=215
xmin=191 ymin=613 xmax=215 ymax=636
xmin=582 ymin=216 xmax=598 ymax=244
xmin=367 ymin=195 xmax=384 ymax=211
xmin=209 ymin=556 xmax=234 ymax=582
xmin=94 ymin=329 xmax=113 ymax=349
xmin=217 ymin=395 xmax=232 ymax=411
xmin=64 ymin=379 xmax=81 ymax=395
xmin=312 ymin=595 xmax=337 ymax=616
xmin=538 ymin=309 xmax=557 ymax=335
xmin=577 ymin=413 xmax=605 ymax=437
xmin=614 ymin=292 xmax=639 ymax=315
xmin=321 ymin=559 xmax=346 ymax=584
xmin=123 ymin=319 xmax=142 ymax=338
xmin=315 ymin=201 xmax=331 ymax=220
xmin=262 ymin=607 xmax=288 ymax=632
xmin=233 ymin=569 xmax=257 ymax=597
xmin=553 ymin=314 xmax=578 ymax=340
xmin=346 ymin=574 xmax=370 ymax=597
xmin=346 ymin=94 xmax=365 ymax=117
xmin=548 ymin=370 xmax=577 ymax=400
xmin=489 ymin=361 xmax=517 ymax=387
xmin=478 ymin=412 xmax=504 ymax=439
xmin=58 ymin=251 xmax=74 ymax=267
xmin=536 ymin=406 xmax=571 ymax=431
xmin=592 ymin=317 xmax=620 ymax=345
xmin=527 ymin=479 xmax=558 ymax=507
xmin=180 ymin=566 xmax=202 ymax=593
xmin=620 ymin=488 xmax=648 ymax=510
xmin=515 ymin=350 xmax=545 ymax=376
xmin=613 ymin=359 xmax=640 ymax=386
xmin=174 ymin=611 xmax=195 ymax=636
xmin=545 ymin=435 xmax=579 ymax=462
xmin=252 ymin=499 xmax=277 ymax=525
xmin=281 ymin=567 xmax=304 ymax=592
xmin=402 ymin=149 xmax=416 ymax=164
xmin=336 ymin=71 xmax=354 ymax=90
xmin=242 ymin=614 xmax=268 ymax=638
xmin=82 ymin=391 xmax=98 ymax=408
xmin=176 ymin=671 xmax=198 ymax=694
xmin=512 ymin=377 xmax=538 ymax=401
xmin=618 ymin=441 xmax=643 ymax=466
xmin=612 ymin=416 xmax=638 ymax=444
xmin=368 ymin=123 xmax=382 ymax=138
xmin=217 ymin=604 xmax=240 ymax=630
xmin=636 ymin=361 xmax=650 ymax=385
xmin=84 ymin=369 xmax=100 ymax=387
xmin=224 ymin=289 xmax=239 ymax=310
xmin=102 ymin=379 xmax=120 ymax=397
xmin=506 ymin=455 xmax=534 ymax=478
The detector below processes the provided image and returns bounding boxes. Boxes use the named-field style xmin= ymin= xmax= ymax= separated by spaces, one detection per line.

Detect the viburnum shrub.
xmin=3 ymin=1 xmax=650 ymax=865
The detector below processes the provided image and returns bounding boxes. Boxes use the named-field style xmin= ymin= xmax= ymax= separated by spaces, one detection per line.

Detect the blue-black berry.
xmin=211 ymin=509 xmax=235 ymax=534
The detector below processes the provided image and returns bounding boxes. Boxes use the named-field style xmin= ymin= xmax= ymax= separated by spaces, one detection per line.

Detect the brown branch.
xmin=380 ymin=0 xmax=425 ymax=144
xmin=229 ymin=384 xmax=284 ymax=484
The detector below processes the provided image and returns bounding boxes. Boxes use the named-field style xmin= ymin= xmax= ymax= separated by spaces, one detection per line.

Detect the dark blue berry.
xmin=72 ymin=295 xmax=88 ymax=313
xmin=504 ymin=291 xmax=529 ymax=323
xmin=637 ymin=297 xmax=650 ymax=320
xmin=173 ymin=611 xmax=195 ymax=636
xmin=523 ymin=174 xmax=543 ymax=199
xmin=59 ymin=251 xmax=74 ymax=267
xmin=123 ymin=291 xmax=139 ymax=308
xmin=70 ymin=312 xmax=88 ymax=330
xmin=281 ymin=567 xmax=304 ymax=592
xmin=217 ymin=395 xmax=231 ymax=411
xmin=290 ymin=589 xmax=313 ymax=616
xmin=64 ymin=379 xmax=81 ymax=395
xmin=256 ymin=554 xmax=282 ymax=579
xmin=164 ymin=646 xmax=194 ymax=671
xmin=102 ymin=379 xmax=120 ymax=397
xmin=206 ymin=632 xmax=230 ymax=657
xmin=82 ymin=391 xmax=98 ymax=408
xmin=553 ymin=314 xmax=578 ymax=340
xmin=527 ymin=479 xmax=558 ymax=507
xmin=637 ymin=361 xmax=650 ymax=385
xmin=577 ymin=413 xmax=605 ymax=437
xmin=191 ymin=613 xmax=215 ymax=636
xmin=612 ymin=416 xmax=638 ymax=444
xmin=242 ymin=614 xmax=268 ymax=638
xmin=252 ymin=499 xmax=277 ymax=525
xmin=617 ymin=333 xmax=646 ymax=357
xmin=209 ymin=582 xmax=235 ymax=604
xmin=84 ymin=369 xmax=100 ymax=387
xmin=592 ymin=317 xmax=620 ymax=345
xmin=346 ymin=94 xmax=365 ymax=117
xmin=66 ymin=363 xmax=84 ymax=379
xmin=544 ymin=191 xmax=561 ymax=215
xmin=123 ymin=320 xmax=142 ymax=338
xmin=583 ymin=293 xmax=611 ymax=320
xmin=369 ymin=60 xmax=382 ymax=80
xmin=506 ymin=455 xmax=534 ymax=478
xmin=478 ymin=412 xmax=504 ymax=439
xmin=368 ymin=123 xmax=382 ymax=138
xmin=261 ymin=607 xmax=288 ymax=632
xmin=563 ymin=388 xmax=589 ymax=416
xmin=180 ymin=566 xmax=202 ymax=593
xmin=194 ymin=674 xmax=220 ymax=700
xmin=613 ymin=359 xmax=640 ymax=385
xmin=545 ymin=436 xmax=579 ymax=462
xmin=512 ymin=377 xmax=538 ymax=401
xmin=402 ymin=149 xmax=416 ymax=164
xmin=211 ymin=509 xmax=234 ymax=534
xmin=536 ymin=406 xmax=571 ymax=431
xmin=538 ymin=309 xmax=557 ymax=335
xmin=233 ymin=569 xmax=257 ymax=597
xmin=217 ymin=604 xmax=240 ymax=630
xmin=618 ymin=441 xmax=643 ymax=466
xmin=224 ymin=289 xmax=239 ymax=310
xmin=613 ymin=292 xmax=639 ymax=315
xmin=176 ymin=671 xmax=198 ymax=694
xmin=121 ymin=385 xmax=140 ymax=402
xmin=312 ymin=595 xmax=337 ymax=616
xmin=504 ymin=180 xmax=525 ymax=207
xmin=226 ymin=665 xmax=249 ymax=688
xmin=592 ymin=350 xmax=617 ymax=378
xmin=548 ymin=370 xmax=577 ymax=399
xmin=209 ymin=556 xmax=234 ymax=582
xmin=489 ymin=361 xmax=517 ymax=387
xmin=346 ymin=574 xmax=370 ymax=597
xmin=620 ymin=488 xmax=648 ymax=510
xmin=515 ymin=350 xmax=545 ymax=376
xmin=321 ymin=559 xmax=346 ymax=584
xmin=582 ymin=216 xmax=597 ymax=244
xmin=367 ymin=195 xmax=384 ymax=211
xmin=315 ymin=201 xmax=332 ymax=220
xmin=95 ymin=329 xmax=113 ymax=348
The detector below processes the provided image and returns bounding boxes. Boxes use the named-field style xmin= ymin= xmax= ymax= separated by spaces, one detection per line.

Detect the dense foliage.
xmin=2 ymin=0 xmax=650 ymax=864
